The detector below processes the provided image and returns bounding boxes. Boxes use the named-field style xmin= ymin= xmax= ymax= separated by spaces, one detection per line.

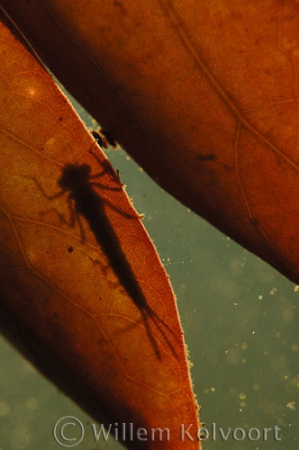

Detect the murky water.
xmin=1 ymin=103 xmax=298 ymax=450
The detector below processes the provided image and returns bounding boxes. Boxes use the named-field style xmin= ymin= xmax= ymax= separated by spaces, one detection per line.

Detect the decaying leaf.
xmin=0 ymin=13 xmax=200 ymax=450
xmin=2 ymin=0 xmax=299 ymax=285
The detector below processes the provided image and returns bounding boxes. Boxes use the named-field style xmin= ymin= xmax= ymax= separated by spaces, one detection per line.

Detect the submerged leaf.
xmin=2 ymin=0 xmax=299 ymax=284
xmin=0 ymin=14 xmax=200 ymax=450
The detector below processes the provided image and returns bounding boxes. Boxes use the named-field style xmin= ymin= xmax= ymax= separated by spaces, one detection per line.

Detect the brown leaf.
xmin=2 ymin=0 xmax=299 ymax=284
xmin=0 ymin=14 xmax=200 ymax=450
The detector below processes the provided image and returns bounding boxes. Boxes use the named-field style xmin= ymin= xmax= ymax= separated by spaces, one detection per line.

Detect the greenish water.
xmin=1 ymin=103 xmax=298 ymax=450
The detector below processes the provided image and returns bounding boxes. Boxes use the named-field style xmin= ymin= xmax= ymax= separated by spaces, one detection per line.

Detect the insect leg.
xmin=25 ymin=176 xmax=86 ymax=237
xmin=24 ymin=175 xmax=65 ymax=200
xmin=61 ymin=194 xmax=86 ymax=242
xmin=89 ymin=147 xmax=120 ymax=184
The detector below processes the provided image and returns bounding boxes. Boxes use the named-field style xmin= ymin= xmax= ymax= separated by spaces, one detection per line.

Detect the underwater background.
xmin=0 ymin=98 xmax=298 ymax=450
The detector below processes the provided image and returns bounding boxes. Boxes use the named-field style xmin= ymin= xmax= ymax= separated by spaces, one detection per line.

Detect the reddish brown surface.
xmin=1 ymin=1 xmax=299 ymax=284
xmin=0 ymin=15 xmax=200 ymax=450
